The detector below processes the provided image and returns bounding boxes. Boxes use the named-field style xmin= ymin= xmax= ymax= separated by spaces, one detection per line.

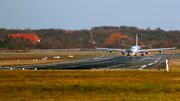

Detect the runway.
xmin=2 ymin=56 xmax=169 ymax=70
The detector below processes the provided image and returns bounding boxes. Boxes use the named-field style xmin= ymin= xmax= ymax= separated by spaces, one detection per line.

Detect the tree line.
xmin=0 ymin=26 xmax=180 ymax=50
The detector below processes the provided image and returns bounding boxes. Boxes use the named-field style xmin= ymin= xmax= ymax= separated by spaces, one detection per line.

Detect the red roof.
xmin=65 ymin=30 xmax=72 ymax=34
xmin=121 ymin=35 xmax=130 ymax=39
xmin=8 ymin=33 xmax=40 ymax=42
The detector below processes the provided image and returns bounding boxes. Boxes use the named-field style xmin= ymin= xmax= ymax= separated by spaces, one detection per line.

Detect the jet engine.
xmin=158 ymin=50 xmax=162 ymax=53
xmin=108 ymin=50 xmax=113 ymax=53
xmin=145 ymin=51 xmax=149 ymax=55
xmin=121 ymin=51 xmax=125 ymax=55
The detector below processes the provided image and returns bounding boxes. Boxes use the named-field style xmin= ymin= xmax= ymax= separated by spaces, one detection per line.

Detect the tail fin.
xmin=136 ymin=34 xmax=138 ymax=45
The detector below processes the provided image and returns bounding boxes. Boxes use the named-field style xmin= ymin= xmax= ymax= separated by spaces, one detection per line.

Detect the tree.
xmin=104 ymin=37 xmax=114 ymax=45
xmin=0 ymin=40 xmax=8 ymax=48
xmin=110 ymin=32 xmax=122 ymax=40
xmin=104 ymin=32 xmax=122 ymax=45
xmin=0 ymin=26 xmax=180 ymax=49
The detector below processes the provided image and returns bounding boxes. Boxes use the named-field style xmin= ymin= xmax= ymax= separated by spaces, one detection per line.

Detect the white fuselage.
xmin=130 ymin=45 xmax=140 ymax=55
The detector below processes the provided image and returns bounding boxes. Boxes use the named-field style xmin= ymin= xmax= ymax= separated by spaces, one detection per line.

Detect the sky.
xmin=1 ymin=0 xmax=180 ymax=31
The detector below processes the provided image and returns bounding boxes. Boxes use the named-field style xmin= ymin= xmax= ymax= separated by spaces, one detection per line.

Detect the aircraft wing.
xmin=138 ymin=47 xmax=177 ymax=52
xmin=96 ymin=47 xmax=130 ymax=52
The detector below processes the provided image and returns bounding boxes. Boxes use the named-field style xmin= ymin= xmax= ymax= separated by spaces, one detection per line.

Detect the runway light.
xmin=69 ymin=55 xmax=74 ymax=57
xmin=54 ymin=56 xmax=60 ymax=58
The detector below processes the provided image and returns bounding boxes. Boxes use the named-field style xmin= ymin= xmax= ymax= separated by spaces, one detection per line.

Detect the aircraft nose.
xmin=132 ymin=48 xmax=137 ymax=52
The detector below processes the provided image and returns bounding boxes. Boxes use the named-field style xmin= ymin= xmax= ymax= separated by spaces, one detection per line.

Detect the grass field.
xmin=0 ymin=50 xmax=180 ymax=100
xmin=169 ymin=59 xmax=180 ymax=71
xmin=0 ymin=70 xmax=180 ymax=100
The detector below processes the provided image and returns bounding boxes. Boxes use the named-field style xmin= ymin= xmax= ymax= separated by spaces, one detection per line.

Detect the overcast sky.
xmin=1 ymin=0 xmax=180 ymax=31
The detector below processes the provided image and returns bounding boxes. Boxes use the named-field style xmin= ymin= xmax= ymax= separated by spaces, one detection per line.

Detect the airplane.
xmin=96 ymin=34 xmax=176 ymax=56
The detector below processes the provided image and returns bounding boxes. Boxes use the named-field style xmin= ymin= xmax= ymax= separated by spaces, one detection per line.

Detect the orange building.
xmin=8 ymin=33 xmax=41 ymax=42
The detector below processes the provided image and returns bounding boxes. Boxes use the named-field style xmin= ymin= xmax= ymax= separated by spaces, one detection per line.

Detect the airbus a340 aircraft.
xmin=96 ymin=34 xmax=176 ymax=56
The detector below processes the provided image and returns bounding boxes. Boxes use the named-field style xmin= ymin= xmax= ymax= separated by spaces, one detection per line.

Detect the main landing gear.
xmin=141 ymin=52 xmax=144 ymax=56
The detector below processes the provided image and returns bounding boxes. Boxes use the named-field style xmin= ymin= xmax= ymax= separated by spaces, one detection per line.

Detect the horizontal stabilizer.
xmin=123 ymin=45 xmax=132 ymax=47
xmin=139 ymin=45 xmax=151 ymax=48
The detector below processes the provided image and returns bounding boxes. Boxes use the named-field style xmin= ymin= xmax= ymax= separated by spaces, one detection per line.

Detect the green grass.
xmin=0 ymin=70 xmax=180 ymax=100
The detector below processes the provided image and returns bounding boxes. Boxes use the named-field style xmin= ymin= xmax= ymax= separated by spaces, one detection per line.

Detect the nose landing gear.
xmin=127 ymin=52 xmax=130 ymax=56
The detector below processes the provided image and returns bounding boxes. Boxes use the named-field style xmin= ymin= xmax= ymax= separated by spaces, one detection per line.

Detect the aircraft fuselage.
xmin=130 ymin=45 xmax=140 ymax=55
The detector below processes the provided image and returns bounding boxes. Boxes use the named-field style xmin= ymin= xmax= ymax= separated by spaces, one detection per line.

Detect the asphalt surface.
xmin=1 ymin=56 xmax=170 ymax=70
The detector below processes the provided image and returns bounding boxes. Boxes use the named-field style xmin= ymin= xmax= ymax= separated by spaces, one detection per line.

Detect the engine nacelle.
xmin=121 ymin=51 xmax=125 ymax=55
xmin=145 ymin=51 xmax=149 ymax=55
xmin=108 ymin=50 xmax=113 ymax=53
xmin=158 ymin=50 xmax=162 ymax=53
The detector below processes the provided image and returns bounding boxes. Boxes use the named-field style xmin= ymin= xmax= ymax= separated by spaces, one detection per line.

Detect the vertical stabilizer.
xmin=136 ymin=34 xmax=138 ymax=45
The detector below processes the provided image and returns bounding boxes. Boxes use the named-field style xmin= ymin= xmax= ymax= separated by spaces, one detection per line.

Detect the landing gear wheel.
xmin=127 ymin=54 xmax=130 ymax=56
xmin=141 ymin=54 xmax=144 ymax=56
